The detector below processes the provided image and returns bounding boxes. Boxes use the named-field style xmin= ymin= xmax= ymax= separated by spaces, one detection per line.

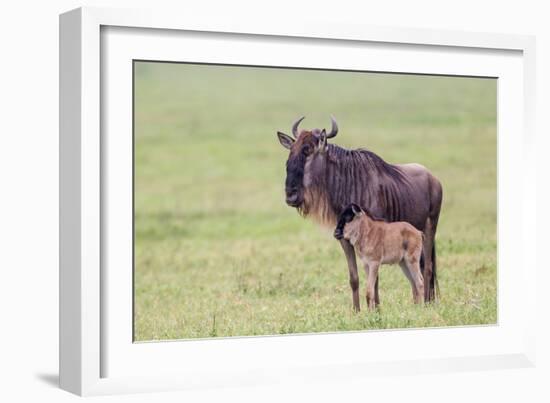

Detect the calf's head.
xmin=276 ymin=116 xmax=338 ymax=208
xmin=334 ymin=203 xmax=363 ymax=241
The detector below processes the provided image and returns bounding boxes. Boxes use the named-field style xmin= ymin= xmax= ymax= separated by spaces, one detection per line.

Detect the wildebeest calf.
xmin=334 ymin=203 xmax=425 ymax=310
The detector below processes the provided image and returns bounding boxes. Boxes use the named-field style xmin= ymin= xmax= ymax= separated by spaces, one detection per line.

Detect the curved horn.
xmin=326 ymin=115 xmax=339 ymax=138
xmin=292 ymin=116 xmax=305 ymax=138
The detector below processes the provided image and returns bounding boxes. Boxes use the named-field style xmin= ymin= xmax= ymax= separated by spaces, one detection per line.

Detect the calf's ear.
xmin=277 ymin=131 xmax=295 ymax=150
xmin=351 ymin=203 xmax=362 ymax=216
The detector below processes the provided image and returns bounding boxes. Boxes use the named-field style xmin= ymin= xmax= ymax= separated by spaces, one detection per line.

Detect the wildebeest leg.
xmin=399 ymin=261 xmax=417 ymax=302
xmin=366 ymin=261 xmax=380 ymax=311
xmin=422 ymin=218 xmax=435 ymax=302
xmin=340 ymin=239 xmax=360 ymax=312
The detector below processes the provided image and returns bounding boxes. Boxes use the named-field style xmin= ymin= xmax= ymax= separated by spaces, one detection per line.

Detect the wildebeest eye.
xmin=302 ymin=145 xmax=312 ymax=155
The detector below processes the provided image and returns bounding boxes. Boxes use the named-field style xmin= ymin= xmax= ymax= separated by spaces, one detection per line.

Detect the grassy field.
xmin=133 ymin=62 xmax=497 ymax=341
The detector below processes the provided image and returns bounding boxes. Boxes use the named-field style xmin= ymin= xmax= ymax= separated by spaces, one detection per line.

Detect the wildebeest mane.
xmin=299 ymin=143 xmax=413 ymax=227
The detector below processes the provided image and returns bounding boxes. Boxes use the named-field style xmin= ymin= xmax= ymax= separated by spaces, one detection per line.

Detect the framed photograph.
xmin=59 ymin=7 xmax=537 ymax=396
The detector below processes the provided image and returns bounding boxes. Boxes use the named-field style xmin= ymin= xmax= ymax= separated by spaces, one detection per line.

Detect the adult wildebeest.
xmin=276 ymin=116 xmax=443 ymax=311
xmin=334 ymin=203 xmax=425 ymax=309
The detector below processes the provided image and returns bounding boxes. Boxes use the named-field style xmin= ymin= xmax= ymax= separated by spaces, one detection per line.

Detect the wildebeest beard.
xmin=293 ymin=144 xmax=414 ymax=228
xmin=285 ymin=147 xmax=331 ymax=224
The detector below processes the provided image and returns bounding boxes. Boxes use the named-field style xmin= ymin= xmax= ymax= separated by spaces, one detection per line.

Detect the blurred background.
xmin=134 ymin=62 xmax=496 ymax=341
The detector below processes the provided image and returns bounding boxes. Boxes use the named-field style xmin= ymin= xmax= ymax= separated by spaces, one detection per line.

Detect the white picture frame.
xmin=59 ymin=6 xmax=537 ymax=396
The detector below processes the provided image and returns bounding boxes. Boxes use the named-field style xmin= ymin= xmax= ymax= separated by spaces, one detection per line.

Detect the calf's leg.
xmin=365 ymin=261 xmax=380 ymax=311
xmin=399 ymin=261 xmax=418 ymax=302
xmin=364 ymin=264 xmax=381 ymax=307
xmin=374 ymin=276 xmax=380 ymax=306
xmin=340 ymin=239 xmax=360 ymax=312
xmin=362 ymin=262 xmax=370 ymax=307
xmin=405 ymin=257 xmax=425 ymax=304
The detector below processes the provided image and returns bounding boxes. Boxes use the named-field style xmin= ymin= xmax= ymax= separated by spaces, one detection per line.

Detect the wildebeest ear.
xmin=318 ymin=129 xmax=328 ymax=152
xmin=351 ymin=203 xmax=362 ymax=216
xmin=277 ymin=131 xmax=295 ymax=150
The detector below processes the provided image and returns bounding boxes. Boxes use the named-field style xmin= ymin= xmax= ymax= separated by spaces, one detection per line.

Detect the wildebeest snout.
xmin=285 ymin=188 xmax=301 ymax=207
xmin=334 ymin=228 xmax=344 ymax=240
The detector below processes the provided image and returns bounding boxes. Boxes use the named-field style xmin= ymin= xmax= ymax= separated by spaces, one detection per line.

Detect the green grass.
xmin=133 ymin=62 xmax=497 ymax=341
